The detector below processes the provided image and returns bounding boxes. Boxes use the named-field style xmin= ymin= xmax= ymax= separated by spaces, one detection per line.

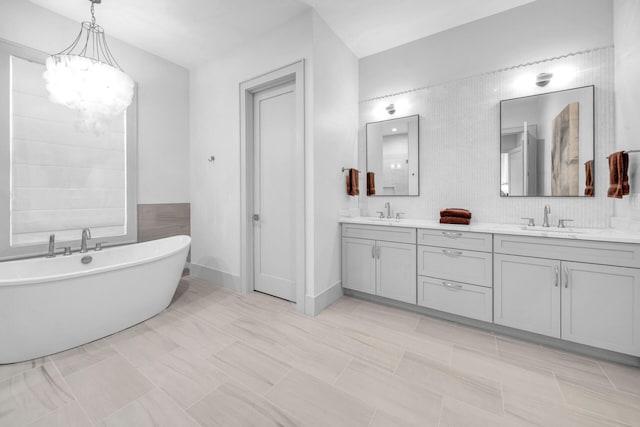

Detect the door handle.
xmin=252 ymin=214 xmax=260 ymax=221
xmin=564 ymin=265 xmax=569 ymax=289
xmin=554 ymin=265 xmax=559 ymax=287
xmin=372 ymin=245 xmax=375 ymax=259
xmin=377 ymin=246 xmax=381 ymax=259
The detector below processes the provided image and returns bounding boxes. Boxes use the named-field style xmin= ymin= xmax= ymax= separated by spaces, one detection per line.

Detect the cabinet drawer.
xmin=418 ymin=276 xmax=492 ymax=322
xmin=494 ymin=234 xmax=640 ymax=268
xmin=418 ymin=246 xmax=492 ymax=287
xmin=342 ymin=223 xmax=416 ymax=244
xmin=418 ymin=228 xmax=492 ymax=252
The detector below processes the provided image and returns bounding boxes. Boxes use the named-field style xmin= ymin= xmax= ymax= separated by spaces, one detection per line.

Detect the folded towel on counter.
xmin=440 ymin=217 xmax=471 ymax=225
xmin=367 ymin=172 xmax=376 ymax=196
xmin=346 ymin=168 xmax=359 ymax=196
xmin=584 ymin=160 xmax=594 ymax=196
xmin=607 ymin=151 xmax=629 ymax=198
xmin=440 ymin=208 xmax=472 ymax=219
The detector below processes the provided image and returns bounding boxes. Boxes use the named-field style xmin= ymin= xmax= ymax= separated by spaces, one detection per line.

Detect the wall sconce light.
xmin=535 ymin=72 xmax=553 ymax=87
xmin=385 ymin=104 xmax=396 ymax=115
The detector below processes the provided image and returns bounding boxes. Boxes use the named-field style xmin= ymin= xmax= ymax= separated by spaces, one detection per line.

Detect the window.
xmin=0 ymin=40 xmax=137 ymax=259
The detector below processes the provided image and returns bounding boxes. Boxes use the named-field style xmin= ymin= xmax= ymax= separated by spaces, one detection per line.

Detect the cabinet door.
xmin=562 ymin=262 xmax=640 ymax=356
xmin=376 ymin=241 xmax=417 ymax=304
xmin=342 ymin=237 xmax=376 ymax=295
xmin=494 ymin=254 xmax=561 ymax=337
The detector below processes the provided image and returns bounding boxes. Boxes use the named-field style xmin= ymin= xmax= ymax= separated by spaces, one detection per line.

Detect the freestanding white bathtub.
xmin=0 ymin=235 xmax=191 ymax=364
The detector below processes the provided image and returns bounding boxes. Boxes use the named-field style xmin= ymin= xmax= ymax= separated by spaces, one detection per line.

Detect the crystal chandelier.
xmin=43 ymin=0 xmax=134 ymax=130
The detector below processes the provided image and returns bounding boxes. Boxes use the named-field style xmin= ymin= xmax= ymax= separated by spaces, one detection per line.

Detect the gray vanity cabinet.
xmin=494 ymin=235 xmax=640 ymax=356
xmin=341 ymin=224 xmax=417 ymax=304
xmin=416 ymin=229 xmax=493 ymax=322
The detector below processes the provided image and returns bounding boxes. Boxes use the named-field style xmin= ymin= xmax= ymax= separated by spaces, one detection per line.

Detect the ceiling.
xmin=27 ymin=0 xmax=535 ymax=69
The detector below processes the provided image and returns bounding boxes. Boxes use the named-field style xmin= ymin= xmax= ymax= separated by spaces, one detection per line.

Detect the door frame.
xmin=239 ymin=60 xmax=305 ymax=313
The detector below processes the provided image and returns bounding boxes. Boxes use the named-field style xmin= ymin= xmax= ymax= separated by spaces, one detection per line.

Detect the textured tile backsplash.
xmin=138 ymin=203 xmax=191 ymax=265
xmin=359 ymin=47 xmax=615 ymax=228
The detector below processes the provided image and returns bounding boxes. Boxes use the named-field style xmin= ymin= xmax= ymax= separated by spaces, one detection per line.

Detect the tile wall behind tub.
xmin=359 ymin=47 xmax=615 ymax=228
xmin=137 ymin=203 xmax=191 ymax=268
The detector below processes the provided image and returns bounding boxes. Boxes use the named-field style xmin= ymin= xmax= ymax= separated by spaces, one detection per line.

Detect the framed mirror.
xmin=500 ymin=86 xmax=594 ymax=197
xmin=366 ymin=115 xmax=419 ymax=196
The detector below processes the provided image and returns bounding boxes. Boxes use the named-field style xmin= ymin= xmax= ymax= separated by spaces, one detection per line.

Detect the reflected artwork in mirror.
xmin=500 ymin=86 xmax=594 ymax=197
xmin=366 ymin=115 xmax=419 ymax=196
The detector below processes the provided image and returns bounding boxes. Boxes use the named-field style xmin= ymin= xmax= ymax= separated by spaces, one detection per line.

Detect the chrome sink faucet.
xmin=80 ymin=228 xmax=92 ymax=253
xmin=543 ymin=204 xmax=551 ymax=228
xmin=384 ymin=202 xmax=392 ymax=219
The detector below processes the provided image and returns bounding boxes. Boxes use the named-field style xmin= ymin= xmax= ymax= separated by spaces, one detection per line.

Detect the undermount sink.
xmin=520 ymin=225 xmax=590 ymax=234
xmin=377 ymin=217 xmax=405 ymax=224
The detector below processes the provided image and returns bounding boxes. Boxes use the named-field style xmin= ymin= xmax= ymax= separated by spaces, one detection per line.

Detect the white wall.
xmin=358 ymin=0 xmax=614 ymax=228
xmin=360 ymin=0 xmax=613 ymax=100
xmin=190 ymin=11 xmax=314 ymax=285
xmin=311 ymin=12 xmax=359 ymax=298
xmin=0 ymin=0 xmax=190 ymax=204
xmin=613 ymin=0 xmax=640 ymax=224
xmin=190 ymin=10 xmax=358 ymax=309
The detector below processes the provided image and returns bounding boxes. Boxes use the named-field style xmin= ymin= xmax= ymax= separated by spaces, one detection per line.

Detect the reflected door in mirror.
xmin=500 ymin=86 xmax=594 ymax=197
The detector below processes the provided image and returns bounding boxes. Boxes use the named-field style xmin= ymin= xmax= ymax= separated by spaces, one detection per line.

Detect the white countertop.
xmin=339 ymin=216 xmax=640 ymax=244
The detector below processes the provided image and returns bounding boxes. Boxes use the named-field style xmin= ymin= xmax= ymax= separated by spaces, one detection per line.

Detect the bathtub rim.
xmin=0 ymin=235 xmax=190 ymax=287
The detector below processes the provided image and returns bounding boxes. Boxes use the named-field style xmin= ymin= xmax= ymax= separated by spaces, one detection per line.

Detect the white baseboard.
xmin=305 ymin=281 xmax=343 ymax=316
xmin=188 ymin=263 xmax=242 ymax=293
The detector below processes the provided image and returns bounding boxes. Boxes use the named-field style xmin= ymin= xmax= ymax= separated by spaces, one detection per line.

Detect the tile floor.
xmin=1 ymin=276 xmax=640 ymax=426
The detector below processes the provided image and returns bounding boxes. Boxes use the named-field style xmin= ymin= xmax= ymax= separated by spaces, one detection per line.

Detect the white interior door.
xmin=252 ymin=81 xmax=296 ymax=301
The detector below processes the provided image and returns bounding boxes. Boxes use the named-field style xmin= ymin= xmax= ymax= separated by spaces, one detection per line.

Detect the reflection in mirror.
xmin=500 ymin=86 xmax=594 ymax=197
xmin=366 ymin=115 xmax=419 ymax=196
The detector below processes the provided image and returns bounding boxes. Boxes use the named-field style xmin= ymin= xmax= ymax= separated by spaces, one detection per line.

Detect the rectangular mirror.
xmin=366 ymin=115 xmax=419 ymax=196
xmin=500 ymin=86 xmax=594 ymax=197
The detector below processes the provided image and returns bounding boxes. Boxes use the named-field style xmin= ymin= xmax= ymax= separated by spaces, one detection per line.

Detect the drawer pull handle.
xmin=554 ymin=265 xmax=559 ymax=287
xmin=442 ymin=231 xmax=463 ymax=238
xmin=442 ymin=249 xmax=463 ymax=256
xmin=442 ymin=281 xmax=463 ymax=290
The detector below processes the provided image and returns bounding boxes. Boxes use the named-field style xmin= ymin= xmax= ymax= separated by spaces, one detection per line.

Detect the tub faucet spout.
xmin=46 ymin=234 xmax=55 ymax=258
xmin=80 ymin=228 xmax=92 ymax=253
